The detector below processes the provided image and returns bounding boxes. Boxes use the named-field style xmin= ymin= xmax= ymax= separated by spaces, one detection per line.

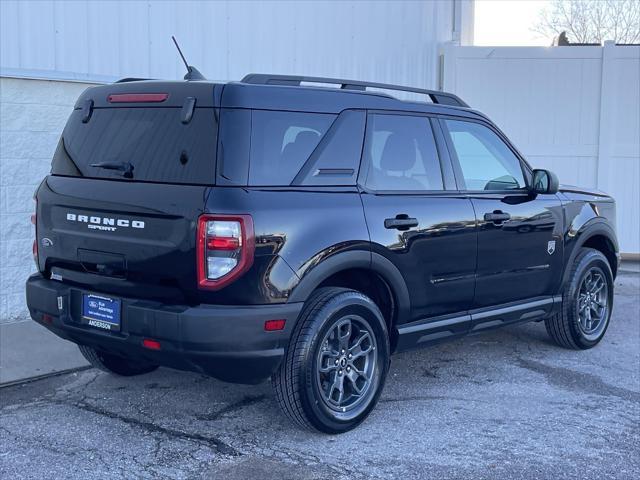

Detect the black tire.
xmin=545 ymin=248 xmax=614 ymax=349
xmin=272 ymin=287 xmax=390 ymax=433
xmin=78 ymin=345 xmax=159 ymax=376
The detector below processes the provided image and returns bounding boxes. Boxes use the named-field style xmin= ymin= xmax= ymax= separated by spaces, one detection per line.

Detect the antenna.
xmin=172 ymin=36 xmax=189 ymax=71
xmin=171 ymin=36 xmax=206 ymax=81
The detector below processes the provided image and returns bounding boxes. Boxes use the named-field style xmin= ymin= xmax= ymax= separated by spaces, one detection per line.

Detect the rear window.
xmin=52 ymin=107 xmax=218 ymax=185
xmin=249 ymin=111 xmax=336 ymax=185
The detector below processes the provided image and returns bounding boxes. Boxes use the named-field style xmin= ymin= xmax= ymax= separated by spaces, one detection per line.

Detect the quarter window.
xmin=443 ymin=120 xmax=526 ymax=191
xmin=249 ymin=111 xmax=335 ymax=185
xmin=364 ymin=114 xmax=443 ymax=191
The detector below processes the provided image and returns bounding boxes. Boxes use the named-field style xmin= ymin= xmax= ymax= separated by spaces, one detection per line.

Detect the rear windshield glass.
xmin=52 ymin=107 xmax=217 ymax=185
xmin=249 ymin=111 xmax=335 ymax=185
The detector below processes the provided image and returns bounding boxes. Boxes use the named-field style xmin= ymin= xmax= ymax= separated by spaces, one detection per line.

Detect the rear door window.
xmin=363 ymin=114 xmax=444 ymax=191
xmin=249 ymin=111 xmax=336 ymax=185
xmin=52 ymin=107 xmax=218 ymax=185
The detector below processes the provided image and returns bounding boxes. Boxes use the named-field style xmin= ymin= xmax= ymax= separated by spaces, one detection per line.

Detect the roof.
xmin=220 ymin=81 xmax=483 ymax=119
xmin=77 ymin=75 xmax=487 ymax=121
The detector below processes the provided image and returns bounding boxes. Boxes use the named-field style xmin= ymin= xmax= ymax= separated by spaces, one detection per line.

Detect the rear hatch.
xmin=36 ymin=81 xmax=220 ymax=304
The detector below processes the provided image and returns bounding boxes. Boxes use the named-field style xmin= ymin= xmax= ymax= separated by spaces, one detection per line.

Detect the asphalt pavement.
xmin=1 ymin=272 xmax=638 ymax=480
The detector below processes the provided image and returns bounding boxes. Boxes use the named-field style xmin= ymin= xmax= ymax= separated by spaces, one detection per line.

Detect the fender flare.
xmin=562 ymin=220 xmax=619 ymax=287
xmin=288 ymin=250 xmax=411 ymax=325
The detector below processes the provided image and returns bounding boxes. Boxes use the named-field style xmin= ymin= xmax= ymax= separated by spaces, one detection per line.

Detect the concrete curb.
xmin=0 ymin=365 xmax=92 ymax=388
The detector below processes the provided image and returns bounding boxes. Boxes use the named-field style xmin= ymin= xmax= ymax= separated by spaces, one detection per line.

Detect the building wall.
xmin=0 ymin=78 xmax=98 ymax=322
xmin=443 ymin=43 xmax=640 ymax=254
xmin=0 ymin=0 xmax=463 ymax=322
xmin=1 ymin=0 xmax=458 ymax=88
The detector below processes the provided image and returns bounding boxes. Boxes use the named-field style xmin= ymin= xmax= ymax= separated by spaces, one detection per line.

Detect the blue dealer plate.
xmin=82 ymin=294 xmax=121 ymax=331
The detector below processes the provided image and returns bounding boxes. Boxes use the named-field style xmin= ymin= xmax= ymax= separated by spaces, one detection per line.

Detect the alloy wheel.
xmin=577 ymin=267 xmax=609 ymax=339
xmin=315 ymin=316 xmax=377 ymax=413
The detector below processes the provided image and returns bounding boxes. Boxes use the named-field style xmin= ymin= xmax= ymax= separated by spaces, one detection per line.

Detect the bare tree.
xmin=534 ymin=0 xmax=640 ymax=44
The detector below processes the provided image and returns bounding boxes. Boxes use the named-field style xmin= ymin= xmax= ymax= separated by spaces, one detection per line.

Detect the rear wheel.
xmin=78 ymin=345 xmax=159 ymax=376
xmin=272 ymin=287 xmax=390 ymax=433
xmin=545 ymin=248 xmax=613 ymax=349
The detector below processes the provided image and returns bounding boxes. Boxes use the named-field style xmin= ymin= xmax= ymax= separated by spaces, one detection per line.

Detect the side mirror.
xmin=531 ymin=169 xmax=559 ymax=195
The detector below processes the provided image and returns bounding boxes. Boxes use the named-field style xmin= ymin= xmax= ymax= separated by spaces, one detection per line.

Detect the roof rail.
xmin=115 ymin=77 xmax=150 ymax=83
xmin=241 ymin=73 xmax=469 ymax=108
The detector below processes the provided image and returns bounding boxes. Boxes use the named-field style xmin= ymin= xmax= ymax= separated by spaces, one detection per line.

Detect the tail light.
xmin=197 ymin=214 xmax=254 ymax=290
xmin=31 ymin=197 xmax=38 ymax=269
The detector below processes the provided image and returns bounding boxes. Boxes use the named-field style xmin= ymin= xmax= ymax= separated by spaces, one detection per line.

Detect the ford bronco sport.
xmin=26 ymin=74 xmax=619 ymax=433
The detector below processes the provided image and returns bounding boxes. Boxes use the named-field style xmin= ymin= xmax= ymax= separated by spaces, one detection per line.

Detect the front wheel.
xmin=272 ymin=288 xmax=390 ymax=433
xmin=545 ymin=248 xmax=614 ymax=349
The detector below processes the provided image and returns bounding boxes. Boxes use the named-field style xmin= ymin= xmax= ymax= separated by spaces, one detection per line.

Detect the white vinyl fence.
xmin=442 ymin=42 xmax=640 ymax=255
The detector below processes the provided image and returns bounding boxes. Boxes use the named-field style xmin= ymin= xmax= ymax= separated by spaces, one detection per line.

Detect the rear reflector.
xmin=142 ymin=339 xmax=161 ymax=350
xmin=32 ymin=197 xmax=38 ymax=269
xmin=108 ymin=93 xmax=169 ymax=103
xmin=264 ymin=319 xmax=286 ymax=331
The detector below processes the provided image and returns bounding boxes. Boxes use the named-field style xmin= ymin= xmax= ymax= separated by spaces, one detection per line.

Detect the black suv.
xmin=26 ymin=74 xmax=619 ymax=433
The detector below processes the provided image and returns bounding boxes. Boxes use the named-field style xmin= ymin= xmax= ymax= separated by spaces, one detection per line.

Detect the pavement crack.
xmin=194 ymin=394 xmax=266 ymax=422
xmin=0 ymin=425 xmax=76 ymax=457
xmin=422 ymin=367 xmax=440 ymax=378
xmin=66 ymin=399 xmax=241 ymax=457
xmin=380 ymin=394 xmax=483 ymax=404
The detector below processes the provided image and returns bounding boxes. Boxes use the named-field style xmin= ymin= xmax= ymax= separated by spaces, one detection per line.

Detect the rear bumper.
xmin=26 ymin=274 xmax=303 ymax=384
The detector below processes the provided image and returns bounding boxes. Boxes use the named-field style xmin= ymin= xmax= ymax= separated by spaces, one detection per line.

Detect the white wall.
xmin=1 ymin=0 xmax=459 ymax=89
xmin=0 ymin=78 xmax=98 ymax=322
xmin=443 ymin=43 xmax=640 ymax=254
xmin=0 ymin=0 xmax=465 ymax=323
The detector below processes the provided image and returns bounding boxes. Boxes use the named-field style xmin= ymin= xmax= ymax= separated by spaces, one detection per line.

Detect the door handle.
xmin=484 ymin=211 xmax=511 ymax=224
xmin=384 ymin=215 xmax=419 ymax=230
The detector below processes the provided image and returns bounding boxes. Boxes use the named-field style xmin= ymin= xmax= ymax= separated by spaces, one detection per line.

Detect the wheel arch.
xmin=288 ymin=250 xmax=411 ymax=345
xmin=563 ymin=221 xmax=619 ymax=288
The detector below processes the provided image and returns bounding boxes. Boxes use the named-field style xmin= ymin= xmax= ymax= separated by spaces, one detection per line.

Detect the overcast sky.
xmin=474 ymin=0 xmax=553 ymax=46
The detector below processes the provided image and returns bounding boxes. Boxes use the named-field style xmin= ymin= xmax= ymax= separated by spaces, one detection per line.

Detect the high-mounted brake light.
xmin=107 ymin=93 xmax=169 ymax=103
xmin=197 ymin=214 xmax=255 ymax=290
